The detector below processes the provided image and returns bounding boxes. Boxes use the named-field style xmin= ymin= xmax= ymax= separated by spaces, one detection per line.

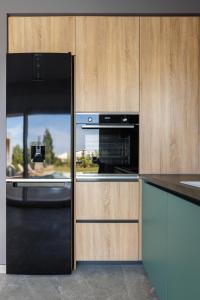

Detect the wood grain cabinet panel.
xmin=76 ymin=181 xmax=139 ymax=220
xmin=140 ymin=17 xmax=200 ymax=174
xmin=76 ymin=223 xmax=138 ymax=261
xmin=75 ymin=16 xmax=139 ymax=112
xmin=8 ymin=16 xmax=75 ymax=54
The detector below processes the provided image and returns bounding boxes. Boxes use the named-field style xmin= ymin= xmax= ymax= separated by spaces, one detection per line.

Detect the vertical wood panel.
xmin=140 ymin=17 xmax=200 ymax=174
xmin=76 ymin=16 xmax=139 ymax=112
xmin=8 ymin=16 xmax=75 ymax=54
xmin=140 ymin=17 xmax=162 ymax=173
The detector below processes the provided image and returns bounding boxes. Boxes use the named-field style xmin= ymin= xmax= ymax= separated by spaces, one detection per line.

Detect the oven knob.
xmin=122 ymin=117 xmax=128 ymax=122
xmin=88 ymin=117 xmax=92 ymax=122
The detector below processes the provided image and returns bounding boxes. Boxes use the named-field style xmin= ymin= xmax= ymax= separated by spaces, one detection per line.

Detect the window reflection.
xmin=76 ymin=127 xmax=99 ymax=174
xmin=6 ymin=114 xmax=71 ymax=179
xmin=7 ymin=116 xmax=24 ymax=178
xmin=28 ymin=114 xmax=71 ymax=178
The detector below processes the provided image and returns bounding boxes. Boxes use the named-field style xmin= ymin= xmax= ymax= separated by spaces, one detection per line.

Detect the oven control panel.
xmin=76 ymin=114 xmax=139 ymax=125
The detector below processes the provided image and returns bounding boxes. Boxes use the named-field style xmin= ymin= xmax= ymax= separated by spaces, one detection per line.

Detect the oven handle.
xmin=81 ymin=124 xmax=136 ymax=129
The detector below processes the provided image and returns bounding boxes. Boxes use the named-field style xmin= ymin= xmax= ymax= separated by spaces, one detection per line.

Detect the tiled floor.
xmin=0 ymin=264 xmax=159 ymax=300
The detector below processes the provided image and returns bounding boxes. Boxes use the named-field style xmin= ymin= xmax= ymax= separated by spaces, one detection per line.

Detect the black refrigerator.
xmin=6 ymin=53 xmax=74 ymax=274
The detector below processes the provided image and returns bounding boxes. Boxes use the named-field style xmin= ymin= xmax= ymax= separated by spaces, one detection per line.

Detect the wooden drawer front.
xmin=76 ymin=223 xmax=138 ymax=261
xmin=76 ymin=182 xmax=139 ymax=220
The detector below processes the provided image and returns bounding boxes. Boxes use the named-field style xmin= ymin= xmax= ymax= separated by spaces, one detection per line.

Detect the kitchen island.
xmin=142 ymin=175 xmax=200 ymax=300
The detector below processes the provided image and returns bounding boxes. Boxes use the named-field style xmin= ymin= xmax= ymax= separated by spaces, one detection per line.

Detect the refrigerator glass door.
xmin=6 ymin=53 xmax=73 ymax=275
xmin=6 ymin=184 xmax=72 ymax=275
xmin=6 ymin=53 xmax=72 ymax=180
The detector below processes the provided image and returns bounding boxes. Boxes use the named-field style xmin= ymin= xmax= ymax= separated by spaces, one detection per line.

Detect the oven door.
xmin=76 ymin=124 xmax=139 ymax=176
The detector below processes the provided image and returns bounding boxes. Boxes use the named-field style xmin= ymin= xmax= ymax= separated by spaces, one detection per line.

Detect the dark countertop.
xmin=142 ymin=175 xmax=200 ymax=206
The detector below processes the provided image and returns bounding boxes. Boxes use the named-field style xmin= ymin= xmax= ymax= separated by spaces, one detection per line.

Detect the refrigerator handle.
xmin=6 ymin=179 xmax=72 ymax=188
xmin=12 ymin=182 xmax=69 ymax=188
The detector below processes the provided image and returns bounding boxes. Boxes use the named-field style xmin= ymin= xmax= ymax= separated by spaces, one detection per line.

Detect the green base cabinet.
xmin=142 ymin=182 xmax=168 ymax=300
xmin=142 ymin=182 xmax=200 ymax=300
xmin=167 ymin=194 xmax=200 ymax=300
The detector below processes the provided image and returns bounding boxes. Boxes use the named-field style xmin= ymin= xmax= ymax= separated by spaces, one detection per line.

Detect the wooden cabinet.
xmin=75 ymin=181 xmax=140 ymax=261
xmin=76 ymin=181 xmax=139 ymax=220
xmin=76 ymin=223 xmax=138 ymax=261
xmin=75 ymin=16 xmax=139 ymax=112
xmin=140 ymin=17 xmax=200 ymax=174
xmin=8 ymin=16 xmax=75 ymax=54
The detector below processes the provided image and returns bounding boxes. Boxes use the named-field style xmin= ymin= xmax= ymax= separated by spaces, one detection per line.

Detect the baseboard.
xmin=0 ymin=265 xmax=6 ymax=274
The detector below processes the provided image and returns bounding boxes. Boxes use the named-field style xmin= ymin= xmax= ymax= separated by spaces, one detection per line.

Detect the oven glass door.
xmin=76 ymin=124 xmax=139 ymax=175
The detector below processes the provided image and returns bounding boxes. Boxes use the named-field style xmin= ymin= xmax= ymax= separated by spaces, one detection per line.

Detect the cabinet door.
xmin=8 ymin=16 xmax=75 ymax=54
xmin=76 ymin=16 xmax=139 ymax=112
xmin=142 ymin=182 xmax=167 ymax=300
xmin=140 ymin=17 xmax=200 ymax=174
xmin=76 ymin=223 xmax=138 ymax=261
xmin=167 ymin=195 xmax=200 ymax=300
xmin=76 ymin=182 xmax=139 ymax=220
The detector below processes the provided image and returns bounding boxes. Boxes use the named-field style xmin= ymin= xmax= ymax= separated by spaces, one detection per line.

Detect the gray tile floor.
xmin=0 ymin=264 xmax=159 ymax=300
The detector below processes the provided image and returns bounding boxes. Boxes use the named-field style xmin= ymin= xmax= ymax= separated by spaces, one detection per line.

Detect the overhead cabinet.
xmin=75 ymin=16 xmax=140 ymax=112
xmin=8 ymin=16 xmax=75 ymax=54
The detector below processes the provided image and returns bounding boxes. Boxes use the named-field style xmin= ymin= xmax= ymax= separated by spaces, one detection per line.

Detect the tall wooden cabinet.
xmin=75 ymin=16 xmax=140 ymax=112
xmin=140 ymin=17 xmax=200 ymax=174
xmin=8 ymin=16 xmax=75 ymax=53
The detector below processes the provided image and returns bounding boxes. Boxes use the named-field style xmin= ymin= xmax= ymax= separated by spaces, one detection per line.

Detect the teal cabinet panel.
xmin=143 ymin=181 xmax=200 ymax=300
xmin=142 ymin=182 xmax=168 ymax=300
xmin=167 ymin=195 xmax=200 ymax=300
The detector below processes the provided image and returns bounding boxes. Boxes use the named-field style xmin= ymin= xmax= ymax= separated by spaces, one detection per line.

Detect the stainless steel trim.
xmin=6 ymin=178 xmax=72 ymax=183
xmin=76 ymin=174 xmax=139 ymax=182
xmin=12 ymin=182 xmax=70 ymax=188
xmin=81 ymin=124 xmax=135 ymax=129
xmin=76 ymin=112 xmax=139 ymax=115
xmin=6 ymin=178 xmax=72 ymax=187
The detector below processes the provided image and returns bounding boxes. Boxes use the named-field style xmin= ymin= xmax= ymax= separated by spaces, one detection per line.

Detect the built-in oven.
xmin=76 ymin=113 xmax=139 ymax=180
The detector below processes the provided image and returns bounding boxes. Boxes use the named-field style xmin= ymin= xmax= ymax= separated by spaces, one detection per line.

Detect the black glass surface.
xmin=6 ymin=53 xmax=72 ymax=179
xmin=6 ymin=53 xmax=74 ymax=275
xmin=6 ymin=185 xmax=72 ymax=275
xmin=76 ymin=114 xmax=139 ymax=175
